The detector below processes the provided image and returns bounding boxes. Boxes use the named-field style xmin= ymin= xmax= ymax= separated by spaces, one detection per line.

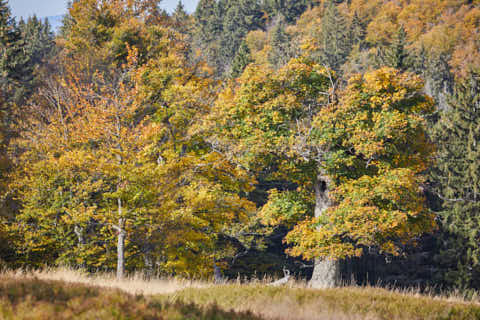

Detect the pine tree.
xmin=18 ymin=16 xmax=55 ymax=88
xmin=379 ymin=25 xmax=409 ymax=71
xmin=350 ymin=11 xmax=366 ymax=49
xmin=172 ymin=1 xmax=193 ymax=35
xmin=264 ymin=0 xmax=313 ymax=23
xmin=220 ymin=0 xmax=265 ymax=74
xmin=231 ymin=40 xmax=252 ymax=78
xmin=315 ymin=0 xmax=351 ymax=72
xmin=432 ymin=71 xmax=480 ymax=289
xmin=193 ymin=0 xmax=224 ymax=73
xmin=268 ymin=18 xmax=298 ymax=68
xmin=0 ymin=0 xmax=28 ymax=102
xmin=194 ymin=0 xmax=221 ymax=43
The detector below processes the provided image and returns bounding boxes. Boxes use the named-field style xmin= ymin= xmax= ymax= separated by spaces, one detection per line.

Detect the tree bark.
xmin=74 ymin=225 xmax=86 ymax=268
xmin=143 ymin=241 xmax=154 ymax=279
xmin=309 ymin=173 xmax=340 ymax=288
xmin=117 ymin=197 xmax=126 ymax=279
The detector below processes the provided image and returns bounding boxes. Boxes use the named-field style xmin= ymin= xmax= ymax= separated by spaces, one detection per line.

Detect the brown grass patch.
xmin=2 ymin=269 xmax=480 ymax=319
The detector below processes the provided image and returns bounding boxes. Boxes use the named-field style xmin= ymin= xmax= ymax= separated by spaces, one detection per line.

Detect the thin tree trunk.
xmin=117 ymin=197 xmax=126 ymax=279
xmin=309 ymin=173 xmax=340 ymax=288
xmin=143 ymin=241 xmax=154 ymax=279
xmin=74 ymin=225 xmax=85 ymax=246
xmin=74 ymin=225 xmax=86 ymax=268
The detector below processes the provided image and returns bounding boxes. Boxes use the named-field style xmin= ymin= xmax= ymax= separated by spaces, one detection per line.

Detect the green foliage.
xmin=0 ymin=0 xmax=30 ymax=105
xmin=378 ymin=25 xmax=410 ymax=71
xmin=268 ymin=19 xmax=298 ymax=68
xmin=231 ymin=40 xmax=253 ymax=78
xmin=314 ymin=0 xmax=351 ymax=72
xmin=432 ymin=71 xmax=480 ymax=289
xmin=264 ymin=0 xmax=314 ymax=23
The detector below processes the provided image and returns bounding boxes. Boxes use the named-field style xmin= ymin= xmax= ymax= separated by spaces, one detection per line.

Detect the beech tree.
xmin=286 ymin=67 xmax=435 ymax=263
xmin=211 ymin=59 xmax=435 ymax=287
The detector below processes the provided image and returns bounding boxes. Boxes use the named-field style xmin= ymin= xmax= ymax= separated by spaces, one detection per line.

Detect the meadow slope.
xmin=1 ymin=270 xmax=480 ymax=320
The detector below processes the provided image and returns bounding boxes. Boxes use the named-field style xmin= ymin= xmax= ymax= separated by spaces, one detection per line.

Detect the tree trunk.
xmin=74 ymin=225 xmax=85 ymax=246
xmin=143 ymin=242 xmax=154 ymax=279
xmin=117 ymin=221 xmax=126 ymax=279
xmin=213 ymin=262 xmax=225 ymax=284
xmin=117 ymin=197 xmax=126 ymax=279
xmin=74 ymin=225 xmax=86 ymax=268
xmin=309 ymin=173 xmax=340 ymax=288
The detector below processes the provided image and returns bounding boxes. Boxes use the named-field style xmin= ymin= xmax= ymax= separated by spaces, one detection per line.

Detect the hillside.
xmin=1 ymin=272 xmax=480 ymax=320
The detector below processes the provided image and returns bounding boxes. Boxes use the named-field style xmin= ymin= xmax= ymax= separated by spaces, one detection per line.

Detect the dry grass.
xmin=3 ymin=267 xmax=210 ymax=295
xmin=2 ymin=269 xmax=480 ymax=319
xmin=169 ymin=285 xmax=480 ymax=320
xmin=0 ymin=275 xmax=260 ymax=320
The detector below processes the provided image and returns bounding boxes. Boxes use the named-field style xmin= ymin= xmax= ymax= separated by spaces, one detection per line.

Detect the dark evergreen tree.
xmin=19 ymin=16 xmax=55 ymax=76
xmin=379 ymin=25 xmax=409 ymax=71
xmin=194 ymin=0 xmax=221 ymax=43
xmin=350 ymin=11 xmax=366 ymax=49
xmin=220 ymin=0 xmax=266 ymax=74
xmin=172 ymin=1 xmax=189 ymax=28
xmin=231 ymin=40 xmax=253 ymax=78
xmin=264 ymin=0 xmax=313 ymax=24
xmin=193 ymin=0 xmax=224 ymax=73
xmin=60 ymin=1 xmax=77 ymax=38
xmin=431 ymin=71 xmax=480 ymax=290
xmin=315 ymin=0 xmax=351 ymax=72
xmin=268 ymin=18 xmax=297 ymax=68
xmin=0 ymin=0 xmax=29 ymax=101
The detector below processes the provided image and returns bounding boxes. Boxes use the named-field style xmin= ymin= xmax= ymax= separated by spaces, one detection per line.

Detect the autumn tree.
xmin=211 ymin=60 xmax=435 ymax=287
xmin=12 ymin=0 xmax=255 ymax=278
xmin=286 ymin=67 xmax=435 ymax=268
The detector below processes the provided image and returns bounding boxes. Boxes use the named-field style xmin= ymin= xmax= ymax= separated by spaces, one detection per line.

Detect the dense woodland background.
xmin=0 ymin=0 xmax=479 ymax=291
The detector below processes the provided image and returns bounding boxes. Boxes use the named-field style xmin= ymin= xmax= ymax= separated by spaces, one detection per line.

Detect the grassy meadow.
xmin=0 ymin=269 xmax=479 ymax=319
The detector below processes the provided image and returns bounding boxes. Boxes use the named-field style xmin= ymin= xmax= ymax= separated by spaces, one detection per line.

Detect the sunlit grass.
xmin=4 ymin=267 xmax=210 ymax=295
xmin=1 ymin=269 xmax=480 ymax=319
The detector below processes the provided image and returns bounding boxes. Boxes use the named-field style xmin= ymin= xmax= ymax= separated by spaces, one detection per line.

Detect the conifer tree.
xmin=220 ymin=0 xmax=265 ymax=74
xmin=18 ymin=16 xmax=55 ymax=91
xmin=0 ymin=0 xmax=28 ymax=103
xmin=268 ymin=18 xmax=298 ymax=69
xmin=379 ymin=25 xmax=409 ymax=71
xmin=264 ymin=0 xmax=313 ymax=23
xmin=193 ymin=0 xmax=224 ymax=73
xmin=231 ymin=40 xmax=253 ymax=78
xmin=432 ymin=71 xmax=480 ymax=289
xmin=315 ymin=0 xmax=351 ymax=72
xmin=350 ymin=11 xmax=366 ymax=49
xmin=194 ymin=0 xmax=221 ymax=43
